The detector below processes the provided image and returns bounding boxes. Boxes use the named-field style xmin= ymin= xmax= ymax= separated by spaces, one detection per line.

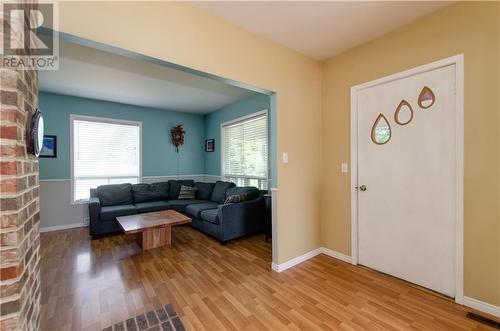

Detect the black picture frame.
xmin=39 ymin=135 xmax=57 ymax=158
xmin=205 ymin=139 xmax=215 ymax=152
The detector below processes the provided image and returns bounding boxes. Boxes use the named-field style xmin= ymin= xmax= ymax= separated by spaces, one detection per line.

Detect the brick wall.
xmin=0 ymin=3 xmax=41 ymax=330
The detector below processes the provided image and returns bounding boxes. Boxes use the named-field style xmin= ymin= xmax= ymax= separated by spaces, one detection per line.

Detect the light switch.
xmin=283 ymin=152 xmax=289 ymax=164
xmin=341 ymin=162 xmax=348 ymax=173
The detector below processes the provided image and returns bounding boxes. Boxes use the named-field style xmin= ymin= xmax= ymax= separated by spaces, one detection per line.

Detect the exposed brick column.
xmin=0 ymin=3 xmax=41 ymax=330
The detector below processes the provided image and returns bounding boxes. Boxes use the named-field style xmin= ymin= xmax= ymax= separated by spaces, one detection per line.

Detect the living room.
xmin=36 ymin=36 xmax=277 ymax=330
xmin=37 ymin=38 xmax=276 ymax=241
xmin=1 ymin=1 xmax=499 ymax=331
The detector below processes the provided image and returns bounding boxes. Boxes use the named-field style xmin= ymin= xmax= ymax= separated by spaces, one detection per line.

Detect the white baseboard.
xmin=272 ymin=247 xmax=352 ymax=272
xmin=321 ymin=247 xmax=352 ymax=263
xmin=40 ymin=222 xmax=87 ymax=233
xmin=271 ymin=248 xmax=323 ymax=272
xmin=464 ymin=296 xmax=500 ymax=318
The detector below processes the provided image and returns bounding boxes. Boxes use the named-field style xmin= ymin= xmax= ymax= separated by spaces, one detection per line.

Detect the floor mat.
xmin=103 ymin=304 xmax=186 ymax=331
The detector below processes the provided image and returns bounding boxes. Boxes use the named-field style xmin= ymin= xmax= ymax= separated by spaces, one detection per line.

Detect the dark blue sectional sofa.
xmin=88 ymin=180 xmax=265 ymax=244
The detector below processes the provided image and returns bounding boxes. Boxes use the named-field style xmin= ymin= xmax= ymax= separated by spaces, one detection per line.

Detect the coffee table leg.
xmin=138 ymin=226 xmax=171 ymax=250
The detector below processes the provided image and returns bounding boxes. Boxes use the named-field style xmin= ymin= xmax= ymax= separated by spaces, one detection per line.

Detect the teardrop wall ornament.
xmin=418 ymin=86 xmax=435 ymax=109
xmin=394 ymin=99 xmax=414 ymax=125
xmin=371 ymin=113 xmax=391 ymax=145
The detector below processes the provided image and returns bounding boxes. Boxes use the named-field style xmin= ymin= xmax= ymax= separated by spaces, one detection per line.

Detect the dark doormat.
xmin=103 ymin=304 xmax=186 ymax=331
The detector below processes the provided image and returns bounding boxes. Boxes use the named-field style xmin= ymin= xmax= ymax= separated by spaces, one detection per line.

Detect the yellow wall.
xmin=58 ymin=1 xmax=322 ymax=264
xmin=321 ymin=2 xmax=500 ymax=305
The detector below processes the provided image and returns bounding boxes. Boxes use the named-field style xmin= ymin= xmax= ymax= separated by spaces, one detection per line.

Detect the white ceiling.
xmin=39 ymin=40 xmax=257 ymax=113
xmin=192 ymin=1 xmax=453 ymax=60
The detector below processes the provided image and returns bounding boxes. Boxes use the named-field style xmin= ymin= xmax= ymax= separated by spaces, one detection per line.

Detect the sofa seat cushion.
xmin=200 ymin=209 xmax=219 ymax=225
xmin=100 ymin=204 xmax=137 ymax=221
xmin=167 ymin=199 xmax=206 ymax=212
xmin=185 ymin=202 xmax=219 ymax=218
xmin=211 ymin=181 xmax=235 ymax=203
xmin=134 ymin=201 xmax=170 ymax=213
xmin=97 ymin=184 xmax=133 ymax=206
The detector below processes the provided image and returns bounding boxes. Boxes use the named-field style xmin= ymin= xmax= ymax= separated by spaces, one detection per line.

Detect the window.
xmin=71 ymin=115 xmax=141 ymax=202
xmin=222 ymin=111 xmax=268 ymax=189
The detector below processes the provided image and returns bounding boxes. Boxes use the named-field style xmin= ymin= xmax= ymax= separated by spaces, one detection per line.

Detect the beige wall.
xmin=321 ymin=2 xmax=500 ymax=305
xmin=58 ymin=1 xmax=322 ymax=264
xmin=57 ymin=1 xmax=499 ymax=307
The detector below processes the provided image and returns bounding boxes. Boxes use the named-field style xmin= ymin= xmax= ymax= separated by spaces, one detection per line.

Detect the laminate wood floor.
xmin=40 ymin=226 xmax=495 ymax=331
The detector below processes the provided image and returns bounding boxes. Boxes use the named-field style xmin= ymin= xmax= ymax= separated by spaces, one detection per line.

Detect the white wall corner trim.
xmin=271 ymin=247 xmax=353 ymax=272
xmin=271 ymin=248 xmax=322 ymax=273
xmin=270 ymin=188 xmax=278 ymax=268
xmin=321 ymin=247 xmax=352 ymax=263
xmin=40 ymin=222 xmax=88 ymax=233
xmin=463 ymin=296 xmax=500 ymax=318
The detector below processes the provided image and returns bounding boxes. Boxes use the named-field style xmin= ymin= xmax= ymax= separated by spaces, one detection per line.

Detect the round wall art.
xmin=26 ymin=109 xmax=45 ymax=157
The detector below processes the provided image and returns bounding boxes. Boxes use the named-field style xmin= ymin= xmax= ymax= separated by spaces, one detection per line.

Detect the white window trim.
xmin=220 ymin=109 xmax=269 ymax=187
xmin=70 ymin=114 xmax=142 ymax=204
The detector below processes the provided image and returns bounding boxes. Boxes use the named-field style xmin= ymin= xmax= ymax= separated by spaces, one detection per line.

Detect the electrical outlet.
xmin=83 ymin=217 xmax=90 ymax=226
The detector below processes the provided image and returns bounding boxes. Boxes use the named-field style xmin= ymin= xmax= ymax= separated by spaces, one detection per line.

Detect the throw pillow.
xmin=178 ymin=185 xmax=198 ymax=200
xmin=224 ymin=192 xmax=250 ymax=204
xmin=168 ymin=180 xmax=195 ymax=198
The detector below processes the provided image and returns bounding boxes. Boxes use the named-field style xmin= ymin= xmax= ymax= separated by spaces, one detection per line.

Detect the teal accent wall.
xmin=204 ymin=93 xmax=276 ymax=187
xmin=39 ymin=92 xmax=205 ymax=179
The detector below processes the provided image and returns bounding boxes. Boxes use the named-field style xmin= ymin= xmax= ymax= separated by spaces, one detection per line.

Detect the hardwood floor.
xmin=41 ymin=226 xmax=495 ymax=331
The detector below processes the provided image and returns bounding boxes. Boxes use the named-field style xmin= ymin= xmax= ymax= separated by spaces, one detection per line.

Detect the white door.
xmin=356 ymin=64 xmax=457 ymax=297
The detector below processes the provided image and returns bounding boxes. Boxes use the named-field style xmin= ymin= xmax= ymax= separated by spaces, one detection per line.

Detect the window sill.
xmin=71 ymin=200 xmax=89 ymax=205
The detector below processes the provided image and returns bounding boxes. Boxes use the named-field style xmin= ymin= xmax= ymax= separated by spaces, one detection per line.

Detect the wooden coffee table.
xmin=116 ymin=210 xmax=191 ymax=250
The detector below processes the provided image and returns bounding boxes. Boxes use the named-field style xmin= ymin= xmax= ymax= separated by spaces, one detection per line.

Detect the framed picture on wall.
xmin=205 ymin=139 xmax=215 ymax=152
xmin=39 ymin=135 xmax=57 ymax=158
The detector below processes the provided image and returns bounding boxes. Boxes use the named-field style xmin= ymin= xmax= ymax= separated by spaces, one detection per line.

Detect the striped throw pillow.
xmin=178 ymin=185 xmax=198 ymax=200
xmin=224 ymin=192 xmax=250 ymax=204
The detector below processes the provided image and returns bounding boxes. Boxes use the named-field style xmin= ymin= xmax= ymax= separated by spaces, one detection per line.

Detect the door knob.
xmin=357 ymin=185 xmax=367 ymax=191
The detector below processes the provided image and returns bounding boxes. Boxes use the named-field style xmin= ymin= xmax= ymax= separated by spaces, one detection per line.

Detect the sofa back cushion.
xmin=194 ymin=182 xmax=215 ymax=200
xmin=97 ymin=183 xmax=133 ymax=206
xmin=225 ymin=186 xmax=260 ymax=203
xmin=168 ymin=180 xmax=195 ymax=199
xmin=149 ymin=181 xmax=170 ymax=199
xmin=132 ymin=182 xmax=169 ymax=203
xmin=211 ymin=181 xmax=235 ymax=203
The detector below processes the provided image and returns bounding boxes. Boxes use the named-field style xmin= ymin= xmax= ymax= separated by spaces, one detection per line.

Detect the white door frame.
xmin=350 ymin=54 xmax=464 ymax=304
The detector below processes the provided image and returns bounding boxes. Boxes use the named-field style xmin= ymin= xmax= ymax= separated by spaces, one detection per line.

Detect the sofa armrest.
xmin=88 ymin=196 xmax=101 ymax=238
xmin=217 ymin=196 xmax=264 ymax=241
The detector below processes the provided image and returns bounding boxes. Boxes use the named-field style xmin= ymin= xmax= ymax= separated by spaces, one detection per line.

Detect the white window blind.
xmin=72 ymin=116 xmax=141 ymax=202
xmin=222 ymin=112 xmax=268 ymax=189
